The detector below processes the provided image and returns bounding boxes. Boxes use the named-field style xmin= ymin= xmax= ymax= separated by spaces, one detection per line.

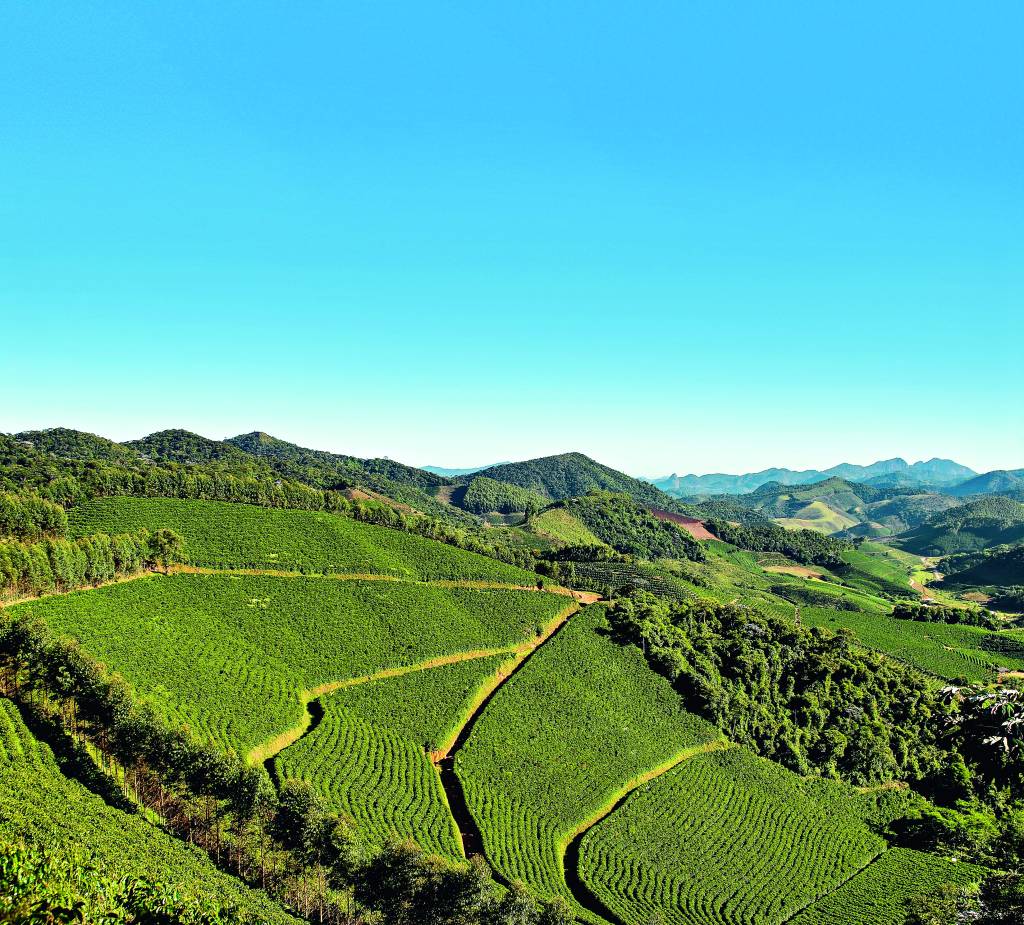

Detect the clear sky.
xmin=2 ymin=3 xmax=1021 ymax=476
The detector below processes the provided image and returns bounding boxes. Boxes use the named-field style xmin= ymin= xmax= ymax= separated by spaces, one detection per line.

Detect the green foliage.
xmin=894 ymin=600 xmax=997 ymax=629
xmin=0 ymin=490 xmax=67 ymax=541
xmin=473 ymin=453 xmax=676 ymax=508
xmin=0 ymin=699 xmax=296 ymax=923
xmin=942 ymin=545 xmax=1024 ymax=589
xmin=801 ymin=607 xmax=1024 ymax=681
xmin=787 ymin=848 xmax=985 ymax=925
xmin=607 ymin=593 xmax=945 ymax=785
xmin=8 ymin=574 xmax=564 ymax=757
xmin=279 ymin=657 xmax=506 ymax=857
xmin=70 ymin=497 xmax=541 ymax=583
xmin=457 ymin=605 xmax=720 ymax=915
xmin=548 ymin=493 xmax=705 ymax=562
xmin=579 ymin=746 xmax=894 ymax=925
xmin=706 ymin=518 xmax=849 ymax=567
xmin=898 ymin=497 xmax=1024 ymax=556
xmin=529 ymin=508 xmax=607 ymax=547
xmin=458 ymin=477 xmax=548 ymax=515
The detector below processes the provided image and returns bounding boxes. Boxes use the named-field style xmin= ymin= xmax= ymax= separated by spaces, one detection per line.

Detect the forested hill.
xmin=897 ymin=496 xmax=1024 ymax=556
xmin=472 ymin=452 xmax=679 ymax=509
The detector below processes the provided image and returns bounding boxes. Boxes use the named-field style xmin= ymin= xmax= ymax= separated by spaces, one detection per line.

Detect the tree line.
xmin=0 ymin=528 xmax=184 ymax=599
xmin=893 ymin=601 xmax=998 ymax=630
xmin=705 ymin=518 xmax=849 ymax=567
xmin=0 ymin=614 xmax=572 ymax=925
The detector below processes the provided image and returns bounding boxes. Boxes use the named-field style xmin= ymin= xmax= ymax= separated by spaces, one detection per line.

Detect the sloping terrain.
xmin=896 ymin=496 xmax=1024 ymax=555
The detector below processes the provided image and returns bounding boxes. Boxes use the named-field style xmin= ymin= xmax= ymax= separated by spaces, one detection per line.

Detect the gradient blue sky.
xmin=2 ymin=3 xmax=1021 ymax=476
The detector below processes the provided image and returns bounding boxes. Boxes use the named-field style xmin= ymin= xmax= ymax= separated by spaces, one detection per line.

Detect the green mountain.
xmin=896 ymin=496 xmax=1024 ymax=556
xmin=15 ymin=427 xmax=142 ymax=466
xmin=474 ymin=452 xmax=678 ymax=508
xmin=948 ymin=469 xmax=1024 ymax=497
xmin=940 ymin=544 xmax=1024 ymax=588
xmin=733 ymin=477 xmax=960 ymax=537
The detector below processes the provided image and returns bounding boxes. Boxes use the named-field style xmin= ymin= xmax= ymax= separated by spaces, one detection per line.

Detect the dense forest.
xmin=704 ymin=518 xmax=849 ymax=567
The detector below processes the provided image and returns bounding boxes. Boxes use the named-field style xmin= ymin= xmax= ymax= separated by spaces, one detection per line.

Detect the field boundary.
xmin=562 ymin=738 xmax=734 ymax=924
xmin=778 ymin=848 xmax=887 ymax=924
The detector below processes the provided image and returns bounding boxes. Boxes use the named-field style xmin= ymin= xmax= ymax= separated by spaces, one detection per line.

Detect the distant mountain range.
xmin=649 ymin=458 xmax=977 ymax=496
xmin=422 ymin=463 xmax=507 ymax=477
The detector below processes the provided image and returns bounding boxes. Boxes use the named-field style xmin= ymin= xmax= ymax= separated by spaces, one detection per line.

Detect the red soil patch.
xmin=650 ymin=508 xmax=717 ymax=541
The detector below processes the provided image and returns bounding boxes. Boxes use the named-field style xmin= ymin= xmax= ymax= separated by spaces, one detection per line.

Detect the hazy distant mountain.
xmin=423 ymin=463 xmax=507 ymax=477
xmin=947 ymin=469 xmax=1024 ymax=498
xmin=650 ymin=458 xmax=976 ymax=496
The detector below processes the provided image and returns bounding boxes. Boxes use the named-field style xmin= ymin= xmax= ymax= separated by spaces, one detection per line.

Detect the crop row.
xmin=0 ymin=698 xmax=297 ymax=922
xmin=70 ymin=497 xmax=542 ymax=584
xmin=788 ymin=847 xmax=985 ymax=925
xmin=800 ymin=606 xmax=1024 ymax=681
xmin=278 ymin=656 xmax=507 ymax=858
xmin=9 ymin=574 xmax=564 ymax=758
xmin=457 ymin=605 xmax=720 ymax=918
xmin=578 ymin=746 xmax=887 ymax=925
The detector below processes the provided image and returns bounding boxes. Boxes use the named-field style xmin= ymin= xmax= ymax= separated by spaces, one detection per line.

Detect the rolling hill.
xmin=948 ymin=468 xmax=1024 ymax=497
xmin=895 ymin=496 xmax=1024 ymax=556
xmin=474 ymin=452 xmax=678 ymax=508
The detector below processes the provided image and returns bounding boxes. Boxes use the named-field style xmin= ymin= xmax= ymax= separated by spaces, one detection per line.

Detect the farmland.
xmin=788 ymin=847 xmax=986 ymax=925
xmin=277 ymin=655 xmax=508 ymax=858
xmin=577 ymin=746 xmax=893 ymax=925
xmin=70 ymin=497 xmax=543 ymax=583
xmin=0 ymin=698 xmax=297 ymax=923
xmin=8 ymin=574 xmax=566 ymax=757
xmin=456 ymin=605 xmax=721 ymax=917
xmin=801 ymin=605 xmax=1024 ymax=681
xmin=528 ymin=507 xmax=606 ymax=547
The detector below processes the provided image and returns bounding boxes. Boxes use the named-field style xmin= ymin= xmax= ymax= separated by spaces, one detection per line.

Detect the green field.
xmin=278 ymin=655 xmax=508 ymax=858
xmin=457 ymin=605 xmax=721 ymax=917
xmin=802 ymin=605 xmax=1024 ymax=681
xmin=528 ymin=507 xmax=606 ymax=547
xmin=788 ymin=847 xmax=985 ymax=925
xmin=0 ymin=698 xmax=297 ymax=923
xmin=578 ymin=746 xmax=890 ymax=925
xmin=776 ymin=500 xmax=859 ymax=534
xmin=10 ymin=574 xmax=566 ymax=757
xmin=69 ymin=497 xmax=543 ymax=583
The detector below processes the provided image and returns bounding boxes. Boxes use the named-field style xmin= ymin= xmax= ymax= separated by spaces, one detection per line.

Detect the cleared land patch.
xmin=457 ymin=605 xmax=721 ymax=920
xmin=8 ymin=574 xmax=567 ymax=758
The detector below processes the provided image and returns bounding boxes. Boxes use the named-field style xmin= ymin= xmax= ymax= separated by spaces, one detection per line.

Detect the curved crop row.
xmin=9 ymin=574 xmax=565 ymax=758
xmin=69 ymin=497 xmax=543 ymax=584
xmin=579 ymin=747 xmax=888 ymax=925
xmin=456 ymin=605 xmax=721 ymax=919
xmin=278 ymin=656 xmax=508 ymax=858
xmin=787 ymin=847 xmax=986 ymax=925
xmin=801 ymin=605 xmax=1024 ymax=681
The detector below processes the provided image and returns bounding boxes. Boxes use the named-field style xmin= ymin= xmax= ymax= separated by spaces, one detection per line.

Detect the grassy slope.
xmin=776 ymin=500 xmax=859 ymax=534
xmin=278 ymin=656 xmax=508 ymax=859
xmin=457 ymin=605 xmax=720 ymax=917
xmin=0 ymin=699 xmax=296 ymax=923
xmin=10 ymin=575 xmax=565 ymax=757
xmin=528 ymin=507 xmax=606 ymax=547
xmin=70 ymin=497 xmax=541 ymax=583
xmin=579 ymin=746 xmax=891 ymax=925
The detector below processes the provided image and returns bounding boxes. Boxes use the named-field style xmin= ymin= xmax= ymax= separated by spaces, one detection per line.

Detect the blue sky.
xmin=1 ymin=3 xmax=1021 ymax=476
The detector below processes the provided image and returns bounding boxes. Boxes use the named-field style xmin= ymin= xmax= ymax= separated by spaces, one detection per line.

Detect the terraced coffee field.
xmin=788 ymin=847 xmax=985 ymax=925
xmin=70 ymin=497 xmax=543 ymax=583
xmin=277 ymin=655 xmax=509 ymax=858
xmin=456 ymin=605 xmax=722 ymax=919
xmin=0 ymin=698 xmax=297 ymax=923
xmin=801 ymin=605 xmax=1024 ymax=681
xmin=10 ymin=574 xmax=567 ymax=757
xmin=578 ymin=746 xmax=892 ymax=925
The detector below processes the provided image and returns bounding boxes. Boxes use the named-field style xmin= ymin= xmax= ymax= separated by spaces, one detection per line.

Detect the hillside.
xmin=652 ymin=457 xmax=975 ymax=496
xmin=948 ymin=468 xmax=1024 ymax=497
xmin=474 ymin=453 xmax=678 ymax=508
xmin=896 ymin=496 xmax=1024 ymax=555
xmin=940 ymin=544 xmax=1024 ymax=588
